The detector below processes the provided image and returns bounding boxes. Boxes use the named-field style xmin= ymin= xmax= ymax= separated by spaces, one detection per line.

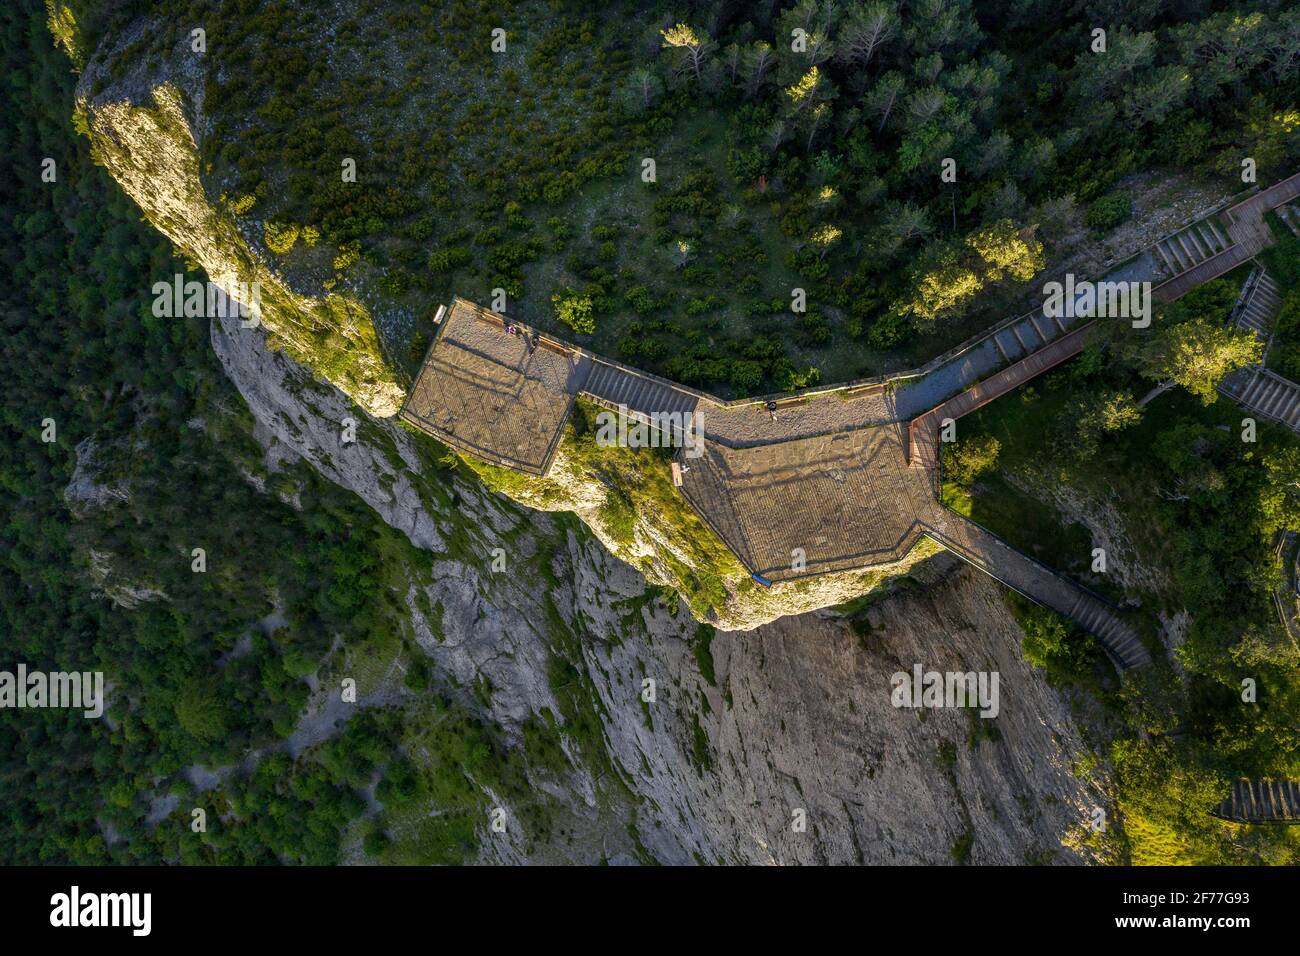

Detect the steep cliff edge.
xmin=76 ymin=25 xmax=403 ymax=417
xmin=73 ymin=22 xmax=941 ymax=632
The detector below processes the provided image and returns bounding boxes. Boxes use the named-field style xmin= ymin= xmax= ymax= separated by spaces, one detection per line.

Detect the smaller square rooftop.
xmin=400 ymin=298 xmax=588 ymax=475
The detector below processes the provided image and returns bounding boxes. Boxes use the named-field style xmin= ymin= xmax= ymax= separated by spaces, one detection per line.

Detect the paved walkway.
xmin=401 ymin=298 xmax=586 ymax=474
xmin=679 ymin=424 xmax=932 ymax=580
xmin=908 ymin=322 xmax=1100 ymax=468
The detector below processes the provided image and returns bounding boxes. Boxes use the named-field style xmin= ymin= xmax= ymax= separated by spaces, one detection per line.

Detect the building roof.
xmin=400 ymin=298 xmax=587 ymax=475
xmin=679 ymin=425 xmax=934 ymax=580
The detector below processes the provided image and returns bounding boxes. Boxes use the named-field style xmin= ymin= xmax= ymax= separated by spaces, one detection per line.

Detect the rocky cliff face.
xmin=76 ymin=20 xmax=1108 ymax=865
xmin=210 ymin=308 xmax=1106 ymax=864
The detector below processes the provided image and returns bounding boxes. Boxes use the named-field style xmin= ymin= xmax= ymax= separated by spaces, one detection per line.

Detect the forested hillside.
xmin=1 ymin=0 xmax=532 ymax=863
xmin=943 ymin=279 xmax=1300 ymax=862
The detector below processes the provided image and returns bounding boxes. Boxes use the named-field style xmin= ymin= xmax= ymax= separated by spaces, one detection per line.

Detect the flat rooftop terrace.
xmin=400 ymin=298 xmax=588 ymax=475
xmin=679 ymin=424 xmax=937 ymax=581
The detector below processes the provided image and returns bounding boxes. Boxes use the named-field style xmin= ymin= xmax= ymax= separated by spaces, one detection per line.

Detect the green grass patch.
xmin=944 ymin=470 xmax=1099 ymax=586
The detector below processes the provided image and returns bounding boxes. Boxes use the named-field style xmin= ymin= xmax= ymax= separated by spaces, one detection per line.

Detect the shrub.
xmin=552 ymin=291 xmax=595 ymax=334
xmin=1259 ymin=236 xmax=1300 ymax=291
xmin=728 ymin=360 xmax=763 ymax=393
xmin=942 ymin=434 xmax=1001 ymax=486
xmin=407 ymin=331 xmax=430 ymax=364
xmin=796 ymin=312 xmax=832 ymax=345
xmin=1273 ymin=343 xmax=1300 ymax=385
xmin=505 ymin=201 xmax=528 ymax=228
xmin=542 ymin=171 xmax=577 ymax=203
xmin=624 ymin=285 xmax=656 ymax=312
xmin=488 ymin=241 xmax=539 ymax=271
xmin=379 ymin=270 xmax=410 ymax=295
xmin=685 ymin=296 xmax=721 ymax=316
xmin=1085 ymin=192 xmax=1132 ymax=232
xmin=405 ymin=216 xmax=435 ymax=241
xmin=1268 ymin=290 xmax=1300 ymax=378
xmin=427 ymin=245 xmax=471 ymax=273
xmin=363 ymin=825 xmax=391 ymax=857
xmin=333 ymin=240 xmax=361 ymax=271
xmin=1064 ymin=389 xmax=1142 ymax=461
xmin=641 ymin=338 xmax=669 ymax=362
xmin=264 ymin=220 xmax=299 ymax=254
xmin=781 ymin=365 xmax=820 ymax=390
xmin=1014 ymin=598 xmax=1101 ymax=684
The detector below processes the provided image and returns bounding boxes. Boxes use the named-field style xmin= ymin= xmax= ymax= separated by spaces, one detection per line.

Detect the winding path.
xmin=919 ymin=516 xmax=1151 ymax=669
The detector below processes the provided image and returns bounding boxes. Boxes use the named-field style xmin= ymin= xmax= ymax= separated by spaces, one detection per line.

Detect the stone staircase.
xmin=1154 ymin=216 xmax=1233 ymax=278
xmin=1233 ymin=271 xmax=1281 ymax=336
xmin=1066 ymin=591 xmax=1149 ymax=670
xmin=1217 ymin=268 xmax=1300 ymax=431
xmin=1213 ymin=780 xmax=1300 ymax=823
xmin=1154 ymin=173 xmax=1300 ymax=302
xmin=986 ymin=308 xmax=1074 ymax=364
xmin=581 ymin=360 xmax=699 ymax=422
xmin=1221 ymin=366 xmax=1300 ymax=431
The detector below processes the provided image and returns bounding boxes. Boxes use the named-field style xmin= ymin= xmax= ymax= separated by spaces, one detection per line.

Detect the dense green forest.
xmin=67 ymin=0 xmax=1300 ymax=393
xmin=0 ymin=0 xmax=550 ymax=864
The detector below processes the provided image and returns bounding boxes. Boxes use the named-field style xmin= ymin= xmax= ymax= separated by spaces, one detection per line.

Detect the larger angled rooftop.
xmin=679 ymin=425 xmax=935 ymax=581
